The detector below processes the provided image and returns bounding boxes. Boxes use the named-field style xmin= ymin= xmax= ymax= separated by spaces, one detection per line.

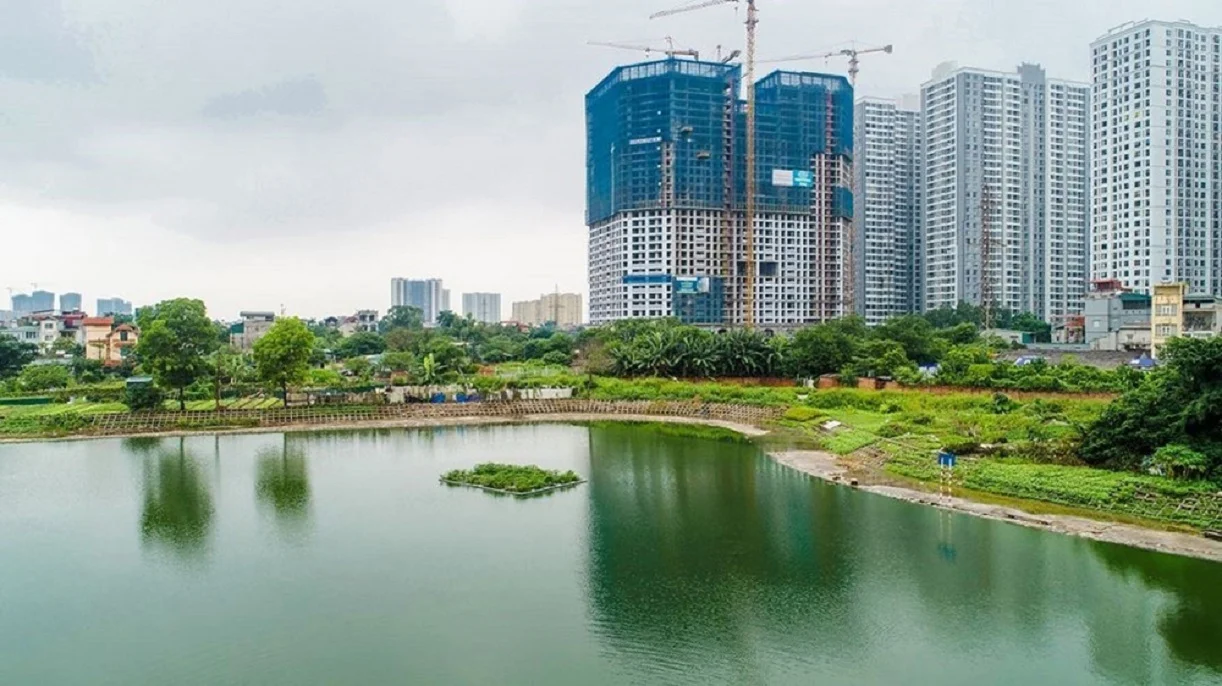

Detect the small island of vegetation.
xmin=441 ymin=463 xmax=584 ymax=496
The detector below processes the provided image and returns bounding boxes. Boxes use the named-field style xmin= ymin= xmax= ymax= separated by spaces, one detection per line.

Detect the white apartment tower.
xmin=922 ymin=63 xmax=1090 ymax=321
xmin=855 ymin=96 xmax=924 ymax=323
xmin=1091 ymin=20 xmax=1222 ymax=296
xmin=462 ymin=292 xmax=502 ymax=324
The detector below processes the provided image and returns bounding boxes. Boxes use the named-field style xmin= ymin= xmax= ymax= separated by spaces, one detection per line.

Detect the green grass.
xmin=169 ymin=398 xmax=284 ymax=411
xmin=575 ymin=420 xmax=749 ymax=443
xmin=0 ymin=402 xmax=127 ymax=419
xmin=823 ymin=428 xmax=880 ymax=455
xmin=442 ymin=463 xmax=582 ymax=494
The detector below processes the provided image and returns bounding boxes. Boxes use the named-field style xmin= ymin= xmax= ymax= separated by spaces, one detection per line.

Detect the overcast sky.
xmin=1 ymin=0 xmax=1218 ymax=320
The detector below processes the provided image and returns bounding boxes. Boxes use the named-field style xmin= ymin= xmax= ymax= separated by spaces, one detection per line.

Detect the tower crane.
xmin=761 ymin=43 xmax=893 ymax=316
xmin=652 ymin=0 xmax=760 ymax=329
xmin=761 ymin=43 xmax=893 ymax=87
xmin=588 ymin=36 xmax=700 ymax=60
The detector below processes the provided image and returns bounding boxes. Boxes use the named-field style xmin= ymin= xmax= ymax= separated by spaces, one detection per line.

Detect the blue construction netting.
xmin=586 ymin=61 xmax=854 ymax=223
xmin=586 ymin=59 xmax=740 ymax=224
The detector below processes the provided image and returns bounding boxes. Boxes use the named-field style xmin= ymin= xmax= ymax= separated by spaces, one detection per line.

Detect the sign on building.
xmin=771 ymin=169 xmax=814 ymax=188
xmin=674 ymin=277 xmax=711 ymax=295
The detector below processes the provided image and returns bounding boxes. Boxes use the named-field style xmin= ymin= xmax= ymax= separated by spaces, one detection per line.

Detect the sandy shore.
xmin=4 ymin=413 xmax=1219 ymax=563
xmin=769 ymin=450 xmax=1222 ymax=564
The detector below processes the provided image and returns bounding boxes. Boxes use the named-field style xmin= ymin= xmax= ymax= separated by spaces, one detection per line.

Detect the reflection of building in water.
xmin=582 ymin=424 xmax=1222 ymax=682
xmin=581 ymin=425 xmax=864 ymax=681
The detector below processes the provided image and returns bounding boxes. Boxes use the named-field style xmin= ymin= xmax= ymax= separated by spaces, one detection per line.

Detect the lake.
xmin=1 ymin=423 xmax=1220 ymax=685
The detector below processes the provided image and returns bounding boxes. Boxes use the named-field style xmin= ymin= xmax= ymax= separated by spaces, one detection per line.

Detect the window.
xmin=1156 ymin=304 xmax=1179 ymax=316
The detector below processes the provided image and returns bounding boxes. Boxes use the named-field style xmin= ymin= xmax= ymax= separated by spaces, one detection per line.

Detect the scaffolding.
xmin=721 ymin=75 xmax=738 ymax=325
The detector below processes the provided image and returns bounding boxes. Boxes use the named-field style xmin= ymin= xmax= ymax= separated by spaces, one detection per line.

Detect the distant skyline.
xmin=2 ymin=1 xmax=1219 ymax=320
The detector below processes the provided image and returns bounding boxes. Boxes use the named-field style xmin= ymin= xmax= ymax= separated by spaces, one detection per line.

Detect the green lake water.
xmin=1 ymin=423 xmax=1220 ymax=685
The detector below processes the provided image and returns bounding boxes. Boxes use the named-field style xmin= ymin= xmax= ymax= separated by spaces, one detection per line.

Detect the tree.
xmin=253 ymin=318 xmax=315 ymax=407
xmin=416 ymin=352 xmax=443 ymax=386
xmin=50 ymin=337 xmax=84 ymax=357
xmin=135 ymin=299 xmax=219 ymax=410
xmin=380 ymin=351 xmax=416 ymax=373
xmin=0 ymin=337 xmax=38 ymax=378
xmin=872 ymin=315 xmax=943 ymax=365
xmin=19 ymin=364 xmax=72 ymax=391
xmin=210 ymin=346 xmax=241 ymax=411
xmin=1080 ymin=337 xmax=1222 ymax=475
xmin=785 ymin=317 xmax=867 ymax=378
xmin=379 ymin=306 xmax=424 ymax=333
xmin=344 ymin=356 xmax=373 ymax=380
xmin=70 ymin=357 xmax=106 ymax=384
xmin=335 ymin=331 xmax=386 ymax=359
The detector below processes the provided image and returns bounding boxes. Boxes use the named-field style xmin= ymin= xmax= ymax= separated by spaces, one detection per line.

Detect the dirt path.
xmin=769 ymin=450 xmax=1222 ymax=564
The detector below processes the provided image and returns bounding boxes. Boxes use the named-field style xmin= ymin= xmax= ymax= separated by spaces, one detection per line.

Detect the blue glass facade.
xmin=586 ymin=61 xmax=854 ymax=222
xmin=753 ymin=71 xmax=854 ymax=214
xmin=586 ymin=59 xmax=854 ymax=325
xmin=586 ymin=59 xmax=740 ymax=224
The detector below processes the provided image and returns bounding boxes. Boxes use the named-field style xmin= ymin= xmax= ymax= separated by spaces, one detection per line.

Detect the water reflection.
xmin=583 ymin=425 xmax=863 ymax=682
xmin=1091 ymin=542 xmax=1222 ymax=676
xmin=582 ymin=424 xmax=1222 ymax=683
xmin=255 ymin=436 xmax=312 ymax=537
xmin=139 ymin=438 xmax=213 ymax=560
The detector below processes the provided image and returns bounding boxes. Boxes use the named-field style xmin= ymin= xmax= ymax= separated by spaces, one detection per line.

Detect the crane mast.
xmin=652 ymin=0 xmax=759 ymax=329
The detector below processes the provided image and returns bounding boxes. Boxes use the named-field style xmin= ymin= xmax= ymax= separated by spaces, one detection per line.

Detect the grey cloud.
xmin=0 ymin=0 xmax=94 ymax=83
xmin=202 ymin=77 xmax=328 ymax=119
xmin=0 ymin=0 xmax=1218 ymax=244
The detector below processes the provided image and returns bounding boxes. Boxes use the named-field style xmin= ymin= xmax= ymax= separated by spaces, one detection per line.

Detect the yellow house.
xmin=1151 ymin=283 xmax=1187 ymax=355
xmin=80 ymin=317 xmax=115 ymax=361
xmin=80 ymin=317 xmax=139 ymax=365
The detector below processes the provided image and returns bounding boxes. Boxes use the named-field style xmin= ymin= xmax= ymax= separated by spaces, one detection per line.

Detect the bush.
xmin=942 ymin=440 xmax=982 ymax=456
xmin=125 ymin=383 xmax=166 ymax=411
xmin=19 ymin=365 xmax=72 ymax=392
xmin=783 ymin=406 xmax=823 ymax=422
xmin=1147 ymin=444 xmax=1212 ymax=481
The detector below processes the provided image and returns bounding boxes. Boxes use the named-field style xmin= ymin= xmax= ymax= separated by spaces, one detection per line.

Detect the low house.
xmin=230 ymin=311 xmax=276 ymax=351
xmin=80 ymin=317 xmax=139 ymax=365
xmin=339 ymin=310 xmax=379 ymax=336
xmin=80 ymin=317 xmax=115 ymax=359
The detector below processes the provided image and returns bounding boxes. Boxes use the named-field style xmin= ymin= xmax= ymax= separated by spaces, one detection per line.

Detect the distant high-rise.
xmin=442 ymin=289 xmax=452 ymax=314
xmin=586 ymin=59 xmax=853 ymax=325
xmin=855 ymin=96 xmax=924 ymax=324
xmin=462 ymin=293 xmax=502 ymax=324
xmin=390 ymin=278 xmax=446 ymax=325
xmin=30 ymin=291 xmax=55 ymax=313
xmin=922 ymin=63 xmax=1090 ymax=321
xmin=512 ymin=293 xmax=583 ymax=327
xmin=11 ymin=294 xmax=33 ymax=315
xmin=96 ymin=298 xmax=133 ymax=316
xmin=1092 ymin=20 xmax=1222 ymax=295
xmin=60 ymin=293 xmax=82 ymax=312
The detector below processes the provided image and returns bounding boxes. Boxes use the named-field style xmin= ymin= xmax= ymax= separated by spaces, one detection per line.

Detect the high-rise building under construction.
xmin=586 ymin=58 xmax=853 ymax=326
